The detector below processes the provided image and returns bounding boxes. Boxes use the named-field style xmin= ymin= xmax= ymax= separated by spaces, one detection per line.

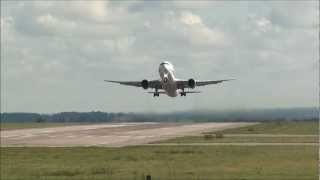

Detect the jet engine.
xmin=188 ymin=78 xmax=196 ymax=89
xmin=141 ymin=79 xmax=149 ymax=89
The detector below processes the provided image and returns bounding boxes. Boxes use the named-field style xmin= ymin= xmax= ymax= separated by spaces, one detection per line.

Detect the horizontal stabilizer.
xmin=184 ymin=91 xmax=201 ymax=94
xmin=148 ymin=91 xmax=201 ymax=94
xmin=147 ymin=91 xmax=166 ymax=94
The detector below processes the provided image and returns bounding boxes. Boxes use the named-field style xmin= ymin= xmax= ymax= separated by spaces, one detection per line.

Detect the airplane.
xmin=105 ymin=61 xmax=234 ymax=97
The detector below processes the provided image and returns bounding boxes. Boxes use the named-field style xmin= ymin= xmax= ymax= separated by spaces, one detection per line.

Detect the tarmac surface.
xmin=1 ymin=122 xmax=254 ymax=147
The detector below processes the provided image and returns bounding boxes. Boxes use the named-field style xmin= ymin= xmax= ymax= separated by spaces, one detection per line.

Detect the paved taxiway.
xmin=1 ymin=122 xmax=254 ymax=147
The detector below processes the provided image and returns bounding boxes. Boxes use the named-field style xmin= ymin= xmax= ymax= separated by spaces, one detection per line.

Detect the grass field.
xmin=1 ymin=146 xmax=317 ymax=180
xmin=0 ymin=122 xmax=87 ymax=130
xmin=155 ymin=135 xmax=318 ymax=144
xmin=1 ymin=121 xmax=318 ymax=180
xmin=155 ymin=122 xmax=319 ymax=144
xmin=214 ymin=121 xmax=318 ymax=134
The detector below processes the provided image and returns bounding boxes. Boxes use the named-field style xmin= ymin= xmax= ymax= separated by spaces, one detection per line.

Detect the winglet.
xmin=104 ymin=80 xmax=121 ymax=83
xmin=224 ymin=79 xmax=236 ymax=81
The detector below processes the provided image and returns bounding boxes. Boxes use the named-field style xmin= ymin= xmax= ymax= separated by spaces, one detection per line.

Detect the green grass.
xmin=215 ymin=122 xmax=318 ymax=134
xmin=1 ymin=122 xmax=318 ymax=179
xmin=0 ymin=123 xmax=87 ymax=130
xmin=157 ymin=122 xmax=319 ymax=144
xmin=155 ymin=136 xmax=318 ymax=144
xmin=1 ymin=146 xmax=318 ymax=180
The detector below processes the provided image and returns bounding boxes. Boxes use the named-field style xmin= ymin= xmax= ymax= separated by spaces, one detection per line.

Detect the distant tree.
xmin=35 ymin=117 xmax=45 ymax=123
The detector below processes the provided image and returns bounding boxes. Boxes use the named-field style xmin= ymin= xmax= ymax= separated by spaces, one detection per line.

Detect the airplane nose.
xmin=163 ymin=77 xmax=168 ymax=83
xmin=163 ymin=74 xmax=169 ymax=83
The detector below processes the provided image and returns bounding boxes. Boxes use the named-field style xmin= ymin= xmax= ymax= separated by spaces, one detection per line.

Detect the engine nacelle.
xmin=141 ymin=79 xmax=149 ymax=89
xmin=188 ymin=78 xmax=196 ymax=89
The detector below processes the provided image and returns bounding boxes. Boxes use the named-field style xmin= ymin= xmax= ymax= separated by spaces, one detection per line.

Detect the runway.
xmin=1 ymin=122 xmax=254 ymax=147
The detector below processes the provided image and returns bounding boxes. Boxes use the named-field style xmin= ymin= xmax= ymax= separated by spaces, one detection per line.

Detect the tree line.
xmin=0 ymin=107 xmax=318 ymax=123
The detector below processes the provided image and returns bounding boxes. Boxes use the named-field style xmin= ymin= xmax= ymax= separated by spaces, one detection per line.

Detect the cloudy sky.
xmin=1 ymin=1 xmax=319 ymax=113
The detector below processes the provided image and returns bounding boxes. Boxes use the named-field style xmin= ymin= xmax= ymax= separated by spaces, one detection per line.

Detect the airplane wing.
xmin=104 ymin=80 xmax=162 ymax=89
xmin=196 ymin=79 xmax=235 ymax=86
xmin=184 ymin=91 xmax=201 ymax=93
xmin=176 ymin=79 xmax=234 ymax=88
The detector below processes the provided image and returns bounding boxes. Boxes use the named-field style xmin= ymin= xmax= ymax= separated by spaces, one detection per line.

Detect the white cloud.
xmin=35 ymin=13 xmax=77 ymax=36
xmin=1 ymin=16 xmax=15 ymax=46
xmin=172 ymin=1 xmax=216 ymax=9
xmin=246 ymin=14 xmax=274 ymax=35
xmin=179 ymin=12 xmax=227 ymax=46
xmin=143 ymin=21 xmax=151 ymax=29
xmin=256 ymin=17 xmax=272 ymax=32
xmin=0 ymin=17 xmax=3 ymax=28
xmin=33 ymin=1 xmax=54 ymax=9
xmin=115 ymin=36 xmax=136 ymax=53
xmin=87 ymin=1 xmax=108 ymax=21
xmin=65 ymin=1 xmax=108 ymax=22
xmin=162 ymin=11 xmax=226 ymax=47
xmin=1 ymin=1 xmax=318 ymax=112
xmin=180 ymin=12 xmax=202 ymax=25
xmin=36 ymin=14 xmax=57 ymax=27
xmin=0 ymin=16 xmax=13 ymax=29
xmin=267 ymin=1 xmax=318 ymax=28
xmin=43 ymin=61 xmax=67 ymax=73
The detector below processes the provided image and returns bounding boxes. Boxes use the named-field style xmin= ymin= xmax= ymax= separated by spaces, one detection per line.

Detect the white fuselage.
xmin=158 ymin=61 xmax=179 ymax=97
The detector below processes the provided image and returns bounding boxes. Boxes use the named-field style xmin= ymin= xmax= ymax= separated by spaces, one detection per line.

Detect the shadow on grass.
xmin=43 ymin=169 xmax=83 ymax=177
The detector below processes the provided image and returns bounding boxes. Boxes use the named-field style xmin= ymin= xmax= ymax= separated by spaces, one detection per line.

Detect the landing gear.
xmin=153 ymin=89 xmax=160 ymax=97
xmin=180 ymin=89 xmax=186 ymax=96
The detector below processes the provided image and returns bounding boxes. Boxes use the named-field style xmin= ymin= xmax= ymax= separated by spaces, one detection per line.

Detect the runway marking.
xmin=20 ymin=134 xmax=35 ymax=138
xmin=40 ymin=130 xmax=54 ymax=133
